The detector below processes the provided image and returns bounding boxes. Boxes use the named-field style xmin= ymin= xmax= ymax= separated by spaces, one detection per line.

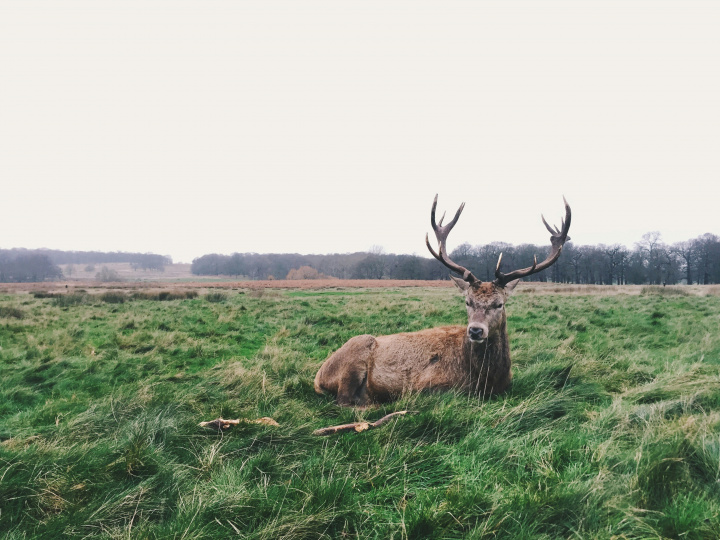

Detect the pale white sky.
xmin=1 ymin=1 xmax=718 ymax=263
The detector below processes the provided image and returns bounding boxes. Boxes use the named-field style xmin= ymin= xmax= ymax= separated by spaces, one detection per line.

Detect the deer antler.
xmin=426 ymin=194 xmax=479 ymax=284
xmin=494 ymin=197 xmax=571 ymax=287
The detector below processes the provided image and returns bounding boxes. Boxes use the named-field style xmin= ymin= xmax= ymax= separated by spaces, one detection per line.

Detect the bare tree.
xmin=672 ymin=240 xmax=695 ymax=284
xmin=601 ymin=244 xmax=626 ymax=285
xmin=636 ymin=231 xmax=664 ymax=285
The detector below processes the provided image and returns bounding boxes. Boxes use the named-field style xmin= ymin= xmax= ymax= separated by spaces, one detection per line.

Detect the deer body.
xmin=315 ymin=281 xmax=515 ymax=406
xmin=315 ymin=195 xmax=571 ymax=407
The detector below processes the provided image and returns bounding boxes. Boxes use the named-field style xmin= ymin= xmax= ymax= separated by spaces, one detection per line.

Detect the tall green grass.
xmin=1 ymin=287 xmax=720 ymax=538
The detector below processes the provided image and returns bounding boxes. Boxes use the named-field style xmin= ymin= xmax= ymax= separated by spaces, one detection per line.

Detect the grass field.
xmin=1 ymin=284 xmax=720 ymax=539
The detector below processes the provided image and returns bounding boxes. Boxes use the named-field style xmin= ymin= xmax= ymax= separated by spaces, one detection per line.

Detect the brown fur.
xmin=314 ymin=280 xmax=517 ymax=406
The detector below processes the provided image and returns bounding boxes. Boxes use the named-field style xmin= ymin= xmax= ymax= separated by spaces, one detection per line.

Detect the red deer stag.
xmin=314 ymin=195 xmax=571 ymax=407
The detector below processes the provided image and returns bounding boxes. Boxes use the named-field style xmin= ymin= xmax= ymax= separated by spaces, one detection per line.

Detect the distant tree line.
xmin=0 ymin=249 xmax=172 ymax=282
xmin=191 ymin=232 xmax=720 ymax=285
xmin=191 ymin=251 xmax=447 ymax=281
xmin=448 ymin=232 xmax=720 ymax=285
xmin=0 ymin=253 xmax=63 ymax=283
xmin=0 ymin=248 xmax=172 ymax=270
xmin=3 ymin=233 xmax=718 ymax=284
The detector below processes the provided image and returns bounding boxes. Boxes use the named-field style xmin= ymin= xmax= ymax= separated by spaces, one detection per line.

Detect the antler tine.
xmin=542 ymin=214 xmax=560 ymax=236
xmin=438 ymin=212 xmax=445 ymax=226
xmin=495 ymin=198 xmax=572 ymax=287
xmin=426 ymin=194 xmax=479 ymax=284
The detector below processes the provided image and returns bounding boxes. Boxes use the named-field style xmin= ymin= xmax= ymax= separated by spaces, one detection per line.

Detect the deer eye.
xmin=465 ymin=300 xmax=471 ymax=307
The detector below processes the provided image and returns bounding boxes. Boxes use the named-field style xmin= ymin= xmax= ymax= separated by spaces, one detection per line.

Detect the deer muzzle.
xmin=467 ymin=323 xmax=488 ymax=343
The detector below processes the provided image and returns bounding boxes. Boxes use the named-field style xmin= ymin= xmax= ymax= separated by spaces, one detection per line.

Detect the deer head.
xmin=426 ymin=194 xmax=571 ymax=343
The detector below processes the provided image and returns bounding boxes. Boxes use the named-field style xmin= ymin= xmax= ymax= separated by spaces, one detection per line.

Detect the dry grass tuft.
xmin=0 ymin=305 xmax=25 ymax=319
xmin=641 ymin=285 xmax=691 ymax=297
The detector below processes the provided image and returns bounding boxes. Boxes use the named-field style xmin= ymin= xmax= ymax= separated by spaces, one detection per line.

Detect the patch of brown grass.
xmin=2 ymin=279 xmax=718 ymax=297
xmin=704 ymin=285 xmax=720 ymax=297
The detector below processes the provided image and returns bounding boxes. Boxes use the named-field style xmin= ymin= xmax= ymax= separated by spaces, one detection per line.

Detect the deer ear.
xmin=450 ymin=275 xmax=470 ymax=291
xmin=503 ymin=279 xmax=520 ymax=294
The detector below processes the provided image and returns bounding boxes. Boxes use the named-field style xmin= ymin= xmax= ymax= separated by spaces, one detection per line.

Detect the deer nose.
xmin=468 ymin=325 xmax=487 ymax=341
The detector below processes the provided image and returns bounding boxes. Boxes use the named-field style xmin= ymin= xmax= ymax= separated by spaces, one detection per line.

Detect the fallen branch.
xmin=199 ymin=417 xmax=279 ymax=430
xmin=312 ymin=410 xmax=412 ymax=436
xmin=199 ymin=411 xmax=413 ymax=436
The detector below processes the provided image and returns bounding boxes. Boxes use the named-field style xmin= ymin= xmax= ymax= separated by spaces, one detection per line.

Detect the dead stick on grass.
xmin=199 ymin=411 xmax=413 ymax=436
xmin=312 ymin=410 xmax=413 ymax=436
xmin=199 ymin=417 xmax=279 ymax=430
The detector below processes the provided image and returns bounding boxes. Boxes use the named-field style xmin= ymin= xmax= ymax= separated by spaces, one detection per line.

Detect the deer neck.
xmin=462 ymin=318 xmax=512 ymax=395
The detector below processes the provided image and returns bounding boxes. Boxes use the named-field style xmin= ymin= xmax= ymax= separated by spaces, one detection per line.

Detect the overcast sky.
xmin=1 ymin=1 xmax=718 ymax=263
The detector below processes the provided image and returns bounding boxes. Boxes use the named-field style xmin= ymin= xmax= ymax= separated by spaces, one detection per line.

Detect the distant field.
xmin=6 ymin=272 xmax=720 ymax=296
xmin=0 ymin=276 xmax=458 ymax=295
xmin=1 ymin=284 xmax=720 ymax=538
xmin=58 ymin=262 xmax=196 ymax=282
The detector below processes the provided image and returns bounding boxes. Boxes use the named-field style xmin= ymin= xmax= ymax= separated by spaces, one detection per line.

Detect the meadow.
xmin=1 ymin=283 xmax=720 ymax=539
